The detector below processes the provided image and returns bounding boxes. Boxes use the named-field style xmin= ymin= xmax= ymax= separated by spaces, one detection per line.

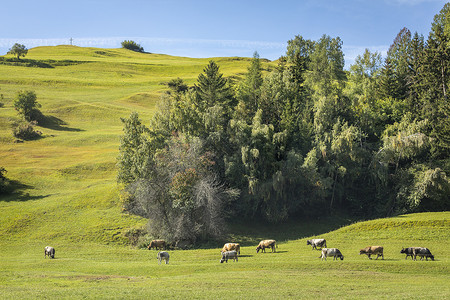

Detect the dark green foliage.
xmin=0 ymin=167 xmax=11 ymax=194
xmin=118 ymin=3 xmax=450 ymax=229
xmin=121 ymin=40 xmax=144 ymax=52
xmin=7 ymin=43 xmax=28 ymax=60
xmin=13 ymin=90 xmax=41 ymax=122
xmin=12 ymin=121 xmax=42 ymax=140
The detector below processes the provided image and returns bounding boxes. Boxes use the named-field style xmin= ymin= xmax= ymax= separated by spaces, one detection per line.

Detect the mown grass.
xmin=0 ymin=46 xmax=448 ymax=299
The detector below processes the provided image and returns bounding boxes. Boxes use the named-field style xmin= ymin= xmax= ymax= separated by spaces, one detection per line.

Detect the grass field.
xmin=0 ymin=46 xmax=449 ymax=299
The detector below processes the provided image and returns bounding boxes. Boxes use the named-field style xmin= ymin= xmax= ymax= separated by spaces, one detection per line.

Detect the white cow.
xmin=220 ymin=250 xmax=238 ymax=263
xmin=320 ymin=248 xmax=344 ymax=261
xmin=157 ymin=251 xmax=170 ymax=264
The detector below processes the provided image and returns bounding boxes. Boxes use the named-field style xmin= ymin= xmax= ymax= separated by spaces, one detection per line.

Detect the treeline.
xmin=118 ymin=4 xmax=449 ymax=244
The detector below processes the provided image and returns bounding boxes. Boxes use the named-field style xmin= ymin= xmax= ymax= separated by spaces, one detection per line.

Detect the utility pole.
xmin=70 ymin=38 xmax=73 ymax=46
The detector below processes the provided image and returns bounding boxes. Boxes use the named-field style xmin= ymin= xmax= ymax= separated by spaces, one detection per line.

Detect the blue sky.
xmin=0 ymin=0 xmax=447 ymax=66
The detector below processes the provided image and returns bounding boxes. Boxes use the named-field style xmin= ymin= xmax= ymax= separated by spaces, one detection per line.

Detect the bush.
xmin=0 ymin=167 xmax=11 ymax=194
xmin=121 ymin=40 xmax=144 ymax=52
xmin=13 ymin=90 xmax=41 ymax=122
xmin=12 ymin=121 xmax=42 ymax=140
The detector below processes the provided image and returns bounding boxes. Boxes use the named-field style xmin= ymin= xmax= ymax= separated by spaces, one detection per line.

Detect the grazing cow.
xmin=306 ymin=239 xmax=327 ymax=250
xmin=148 ymin=240 xmax=166 ymax=250
xmin=44 ymin=246 xmax=55 ymax=259
xmin=157 ymin=251 xmax=170 ymax=264
xmin=220 ymin=250 xmax=238 ymax=263
xmin=359 ymin=246 xmax=384 ymax=260
xmin=221 ymin=243 xmax=241 ymax=255
xmin=320 ymin=248 xmax=344 ymax=261
xmin=256 ymin=240 xmax=277 ymax=253
xmin=400 ymin=247 xmax=416 ymax=260
xmin=413 ymin=247 xmax=434 ymax=261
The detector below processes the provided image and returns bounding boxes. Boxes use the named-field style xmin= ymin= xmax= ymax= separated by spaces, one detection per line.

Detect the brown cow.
xmin=360 ymin=246 xmax=384 ymax=260
xmin=147 ymin=239 xmax=166 ymax=250
xmin=221 ymin=243 xmax=241 ymax=255
xmin=256 ymin=240 xmax=277 ymax=253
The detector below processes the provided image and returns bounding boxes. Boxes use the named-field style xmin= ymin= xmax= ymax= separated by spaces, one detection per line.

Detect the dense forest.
xmin=118 ymin=4 xmax=449 ymax=244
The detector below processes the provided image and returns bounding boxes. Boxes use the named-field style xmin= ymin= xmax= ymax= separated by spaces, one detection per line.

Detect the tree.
xmin=8 ymin=43 xmax=28 ymax=60
xmin=194 ymin=60 xmax=233 ymax=111
xmin=121 ymin=40 xmax=144 ymax=52
xmin=13 ymin=90 xmax=41 ymax=122
xmin=117 ymin=112 xmax=154 ymax=185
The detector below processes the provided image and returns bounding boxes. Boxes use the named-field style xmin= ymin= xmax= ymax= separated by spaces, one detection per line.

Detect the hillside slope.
xmin=0 ymin=46 xmax=272 ymax=244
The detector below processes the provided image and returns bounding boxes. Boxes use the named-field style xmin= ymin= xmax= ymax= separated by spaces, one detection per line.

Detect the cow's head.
xmin=340 ymin=255 xmax=344 ymax=260
xmin=306 ymin=240 xmax=311 ymax=245
xmin=429 ymin=255 xmax=435 ymax=261
xmin=359 ymin=249 xmax=365 ymax=255
xmin=256 ymin=246 xmax=261 ymax=253
xmin=400 ymin=248 xmax=406 ymax=254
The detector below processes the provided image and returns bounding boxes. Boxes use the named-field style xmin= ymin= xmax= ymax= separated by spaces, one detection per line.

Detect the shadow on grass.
xmin=227 ymin=214 xmax=355 ymax=247
xmin=0 ymin=180 xmax=50 ymax=202
xmin=39 ymin=115 xmax=83 ymax=132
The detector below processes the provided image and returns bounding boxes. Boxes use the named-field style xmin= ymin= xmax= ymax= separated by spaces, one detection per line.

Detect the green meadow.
xmin=0 ymin=46 xmax=449 ymax=299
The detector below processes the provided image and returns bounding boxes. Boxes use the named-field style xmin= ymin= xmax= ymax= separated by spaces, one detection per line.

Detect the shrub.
xmin=12 ymin=121 xmax=42 ymax=140
xmin=13 ymin=90 xmax=41 ymax=122
xmin=0 ymin=167 xmax=11 ymax=194
xmin=121 ymin=40 xmax=144 ymax=52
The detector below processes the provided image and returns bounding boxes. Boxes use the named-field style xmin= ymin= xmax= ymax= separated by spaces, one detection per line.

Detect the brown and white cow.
xmin=256 ymin=240 xmax=277 ymax=253
xmin=320 ymin=248 xmax=344 ymax=261
xmin=148 ymin=239 xmax=166 ymax=250
xmin=360 ymin=246 xmax=384 ymax=260
xmin=221 ymin=243 xmax=241 ymax=255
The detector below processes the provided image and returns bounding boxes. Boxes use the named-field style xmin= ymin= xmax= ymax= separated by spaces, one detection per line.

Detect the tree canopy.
xmin=8 ymin=43 xmax=28 ymax=60
xmin=117 ymin=3 xmax=450 ymax=244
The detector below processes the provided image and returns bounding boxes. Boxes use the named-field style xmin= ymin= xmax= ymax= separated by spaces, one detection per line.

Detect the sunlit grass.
xmin=0 ymin=46 xmax=448 ymax=299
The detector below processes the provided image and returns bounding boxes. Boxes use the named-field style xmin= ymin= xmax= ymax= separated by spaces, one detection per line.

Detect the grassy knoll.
xmin=0 ymin=46 xmax=448 ymax=299
xmin=0 ymin=212 xmax=449 ymax=299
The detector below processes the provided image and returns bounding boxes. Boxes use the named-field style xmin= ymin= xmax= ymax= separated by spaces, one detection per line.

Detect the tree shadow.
xmin=0 ymin=180 xmax=50 ymax=202
xmin=227 ymin=215 xmax=355 ymax=247
xmin=38 ymin=115 xmax=83 ymax=132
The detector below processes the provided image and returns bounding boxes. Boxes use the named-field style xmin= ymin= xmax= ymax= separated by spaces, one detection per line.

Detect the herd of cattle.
xmin=43 ymin=238 xmax=435 ymax=263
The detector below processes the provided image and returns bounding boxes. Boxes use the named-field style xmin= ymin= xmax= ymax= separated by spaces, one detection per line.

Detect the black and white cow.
xmin=307 ymin=239 xmax=327 ymax=250
xmin=44 ymin=246 xmax=55 ymax=259
xmin=413 ymin=247 xmax=434 ymax=261
xmin=157 ymin=251 xmax=170 ymax=264
xmin=220 ymin=250 xmax=238 ymax=263
xmin=320 ymin=248 xmax=344 ymax=261
xmin=400 ymin=247 xmax=415 ymax=260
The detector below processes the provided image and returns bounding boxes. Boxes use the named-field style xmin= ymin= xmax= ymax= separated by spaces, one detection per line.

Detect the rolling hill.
xmin=0 ymin=46 xmax=448 ymax=299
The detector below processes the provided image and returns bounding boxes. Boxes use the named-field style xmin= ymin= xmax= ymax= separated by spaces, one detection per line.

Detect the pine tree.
xmin=194 ymin=60 xmax=232 ymax=111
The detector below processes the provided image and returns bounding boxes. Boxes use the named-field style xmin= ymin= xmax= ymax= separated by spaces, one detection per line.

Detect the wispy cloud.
xmin=0 ymin=37 xmax=286 ymax=60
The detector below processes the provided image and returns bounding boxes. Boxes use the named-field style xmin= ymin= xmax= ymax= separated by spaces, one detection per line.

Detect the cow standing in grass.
xmin=307 ymin=239 xmax=327 ymax=250
xmin=320 ymin=248 xmax=344 ymax=261
xmin=360 ymin=246 xmax=384 ymax=260
xmin=220 ymin=250 xmax=238 ymax=263
xmin=44 ymin=246 xmax=55 ymax=259
xmin=400 ymin=247 xmax=415 ymax=260
xmin=221 ymin=243 xmax=241 ymax=255
xmin=148 ymin=240 xmax=166 ymax=250
xmin=256 ymin=240 xmax=277 ymax=253
xmin=413 ymin=247 xmax=434 ymax=261
xmin=157 ymin=251 xmax=170 ymax=264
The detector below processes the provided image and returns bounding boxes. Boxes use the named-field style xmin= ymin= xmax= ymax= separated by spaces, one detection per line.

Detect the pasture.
xmin=0 ymin=46 xmax=449 ymax=299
